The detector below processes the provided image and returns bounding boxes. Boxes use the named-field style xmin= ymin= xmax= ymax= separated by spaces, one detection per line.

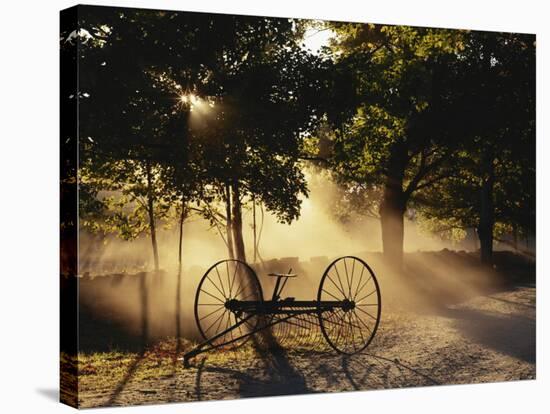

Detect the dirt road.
xmin=75 ymin=283 xmax=535 ymax=408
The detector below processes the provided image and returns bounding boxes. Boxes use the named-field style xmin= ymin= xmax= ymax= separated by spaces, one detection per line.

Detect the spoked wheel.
xmin=194 ymin=259 xmax=264 ymax=349
xmin=317 ymin=256 xmax=381 ymax=355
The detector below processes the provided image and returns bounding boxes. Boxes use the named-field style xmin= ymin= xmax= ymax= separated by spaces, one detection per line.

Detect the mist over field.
xmin=76 ymin=172 xmax=519 ymax=346
xmin=79 ymin=172 xmax=459 ymax=274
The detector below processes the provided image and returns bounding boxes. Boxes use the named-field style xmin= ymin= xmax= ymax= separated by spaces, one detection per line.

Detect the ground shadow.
xmin=78 ymin=271 xmax=152 ymax=353
xmin=195 ymin=346 xmax=310 ymax=399
xmin=104 ymin=351 xmax=146 ymax=406
xmin=104 ymin=273 xmax=151 ymax=406
xmin=194 ymin=347 xmax=442 ymax=399
xmin=383 ymin=251 xmax=535 ymax=313
xmin=342 ymin=353 xmax=440 ymax=390
xmin=443 ymin=306 xmax=535 ymax=363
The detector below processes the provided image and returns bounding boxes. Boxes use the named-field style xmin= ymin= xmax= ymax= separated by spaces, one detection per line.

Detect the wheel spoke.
xmin=354 ymin=275 xmax=372 ymax=301
xmin=236 ymin=312 xmax=255 ymax=332
xmin=326 ymin=273 xmax=347 ymax=298
xmin=347 ymin=312 xmax=357 ymax=352
xmin=200 ymin=288 xmax=225 ymax=303
xmin=319 ymin=314 xmax=352 ymax=329
xmin=233 ymin=271 xmax=257 ymax=298
xmin=226 ymin=261 xmax=234 ymax=298
xmin=351 ymin=311 xmax=367 ymax=344
xmin=234 ymin=280 xmax=253 ymax=299
xmin=204 ymin=308 xmax=227 ymax=335
xmin=321 ymin=313 xmax=363 ymax=331
xmin=353 ymin=265 xmax=366 ymax=300
xmin=224 ymin=311 xmax=234 ymax=343
xmin=332 ymin=311 xmax=345 ymax=346
xmin=352 ymin=309 xmax=373 ymax=335
xmin=214 ymin=266 xmax=227 ymax=298
xmin=349 ymin=258 xmax=356 ymax=298
xmin=356 ymin=289 xmax=377 ymax=304
xmin=231 ymin=312 xmax=244 ymax=339
xmin=355 ymin=306 xmax=377 ymax=321
xmin=198 ymin=305 xmax=224 ymax=321
xmin=343 ymin=258 xmax=352 ymax=298
xmin=206 ymin=275 xmax=227 ymax=300
xmin=229 ymin=261 xmax=239 ymax=298
xmin=212 ymin=309 xmax=229 ymax=339
xmin=333 ymin=263 xmax=348 ymax=299
xmin=321 ymin=288 xmax=342 ymax=301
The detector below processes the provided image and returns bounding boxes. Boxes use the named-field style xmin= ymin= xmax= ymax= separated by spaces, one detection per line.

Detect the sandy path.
xmin=78 ymin=285 xmax=535 ymax=408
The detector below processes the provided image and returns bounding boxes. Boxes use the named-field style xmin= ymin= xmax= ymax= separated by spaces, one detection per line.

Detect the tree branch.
xmin=404 ymin=150 xmax=427 ymax=197
xmin=414 ymin=172 xmax=455 ymax=192
xmin=298 ymin=155 xmax=330 ymax=164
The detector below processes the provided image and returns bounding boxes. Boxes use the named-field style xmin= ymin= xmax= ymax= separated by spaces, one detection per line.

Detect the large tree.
xmin=325 ymin=24 xmax=466 ymax=268
xmin=416 ymin=31 xmax=535 ymax=262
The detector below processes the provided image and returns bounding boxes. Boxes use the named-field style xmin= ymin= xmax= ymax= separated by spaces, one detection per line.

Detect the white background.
xmin=0 ymin=0 xmax=547 ymax=412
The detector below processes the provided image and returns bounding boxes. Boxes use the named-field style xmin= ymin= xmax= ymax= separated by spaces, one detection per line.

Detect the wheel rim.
xmin=317 ymin=256 xmax=381 ymax=355
xmin=194 ymin=259 xmax=263 ymax=349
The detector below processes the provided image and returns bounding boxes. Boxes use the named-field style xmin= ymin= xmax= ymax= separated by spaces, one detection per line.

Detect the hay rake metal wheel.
xmin=194 ymin=259 xmax=264 ymax=350
xmin=317 ymin=256 xmax=381 ymax=355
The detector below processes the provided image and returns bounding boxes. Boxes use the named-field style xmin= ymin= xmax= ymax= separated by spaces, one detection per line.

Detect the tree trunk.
xmin=145 ymin=160 xmax=160 ymax=272
xmin=379 ymin=145 xmax=407 ymax=269
xmin=175 ymin=198 xmax=186 ymax=349
xmin=225 ymin=182 xmax=235 ymax=260
xmin=229 ymin=183 xmax=276 ymax=349
xmin=473 ymin=228 xmax=480 ymax=251
xmin=379 ymin=189 xmax=406 ymax=269
xmin=231 ymin=181 xmax=247 ymax=262
xmin=178 ymin=199 xmax=187 ymax=271
xmin=139 ymin=271 xmax=149 ymax=347
xmin=477 ymin=151 xmax=495 ymax=264
xmin=512 ymin=223 xmax=518 ymax=251
xmin=252 ymin=196 xmax=257 ymax=263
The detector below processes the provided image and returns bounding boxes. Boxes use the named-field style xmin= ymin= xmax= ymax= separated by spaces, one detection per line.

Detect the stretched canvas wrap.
xmin=60 ymin=4 xmax=536 ymax=408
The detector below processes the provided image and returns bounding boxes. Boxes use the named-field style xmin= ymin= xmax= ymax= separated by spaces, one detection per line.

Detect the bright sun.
xmin=179 ymin=93 xmax=199 ymax=105
xmin=302 ymin=26 xmax=335 ymax=55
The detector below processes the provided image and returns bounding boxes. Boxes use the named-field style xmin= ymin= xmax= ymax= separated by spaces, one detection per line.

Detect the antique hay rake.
xmin=183 ymin=256 xmax=381 ymax=367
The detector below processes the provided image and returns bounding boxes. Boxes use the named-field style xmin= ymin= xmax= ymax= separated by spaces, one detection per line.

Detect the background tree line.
xmin=63 ymin=6 xmax=535 ymax=273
